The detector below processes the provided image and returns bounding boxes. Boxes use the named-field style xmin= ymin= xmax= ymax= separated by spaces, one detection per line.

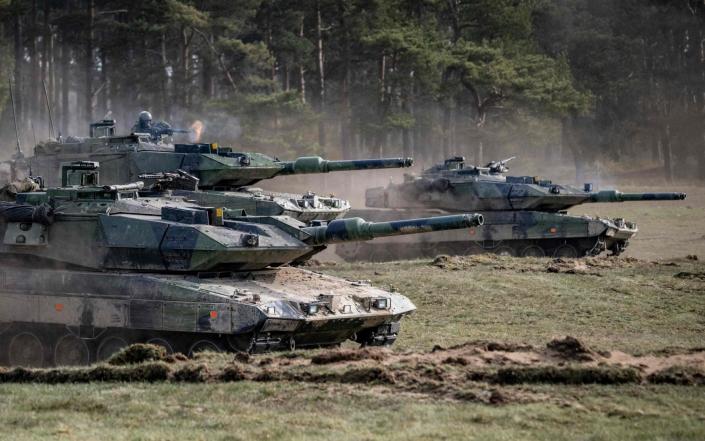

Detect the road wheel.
xmin=520 ymin=245 xmax=546 ymax=257
xmin=494 ymin=246 xmax=516 ymax=257
xmin=227 ymin=334 xmax=255 ymax=353
xmin=146 ymin=337 xmax=174 ymax=355
xmin=553 ymin=244 xmax=579 ymax=258
xmin=188 ymin=339 xmax=223 ymax=357
xmin=9 ymin=332 xmax=44 ymax=367
xmin=97 ymin=336 xmax=129 ymax=361
xmin=54 ymin=334 xmax=90 ymax=366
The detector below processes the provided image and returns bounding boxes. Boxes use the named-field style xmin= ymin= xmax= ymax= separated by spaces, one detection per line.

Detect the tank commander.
xmin=132 ymin=110 xmax=153 ymax=134
xmin=132 ymin=110 xmax=190 ymax=142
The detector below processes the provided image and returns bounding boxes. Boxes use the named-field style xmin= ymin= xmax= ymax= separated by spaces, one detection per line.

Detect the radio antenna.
xmin=8 ymin=77 xmax=22 ymax=158
xmin=42 ymin=78 xmax=56 ymax=139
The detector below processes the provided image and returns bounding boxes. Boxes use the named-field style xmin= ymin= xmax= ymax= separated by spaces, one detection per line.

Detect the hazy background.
xmin=0 ymin=0 xmax=703 ymax=187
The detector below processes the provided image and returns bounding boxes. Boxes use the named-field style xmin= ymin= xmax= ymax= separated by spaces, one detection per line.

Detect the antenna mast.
xmin=42 ymin=79 xmax=56 ymax=139
xmin=8 ymin=78 xmax=22 ymax=158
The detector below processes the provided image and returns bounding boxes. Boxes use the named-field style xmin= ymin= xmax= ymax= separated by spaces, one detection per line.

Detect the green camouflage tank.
xmin=336 ymin=156 xmax=686 ymax=261
xmin=0 ymin=173 xmax=481 ymax=366
xmin=28 ymin=119 xmax=413 ymax=222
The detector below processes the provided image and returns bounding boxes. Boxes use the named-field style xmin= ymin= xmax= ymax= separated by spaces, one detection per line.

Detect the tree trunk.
xmin=201 ymin=37 xmax=213 ymax=100
xmin=13 ymin=8 xmax=24 ymax=131
xmin=60 ymin=40 xmax=69 ymax=135
xmin=316 ymin=0 xmax=326 ymax=150
xmin=160 ymin=33 xmax=169 ymax=118
xmin=98 ymin=48 xmax=108 ymax=117
xmin=84 ymin=0 xmax=94 ymax=124
xmin=441 ymin=105 xmax=451 ymax=159
xmin=299 ymin=16 xmax=306 ymax=104
xmin=29 ymin=0 xmax=39 ymax=123
xmin=338 ymin=1 xmax=352 ymax=159
xmin=661 ymin=124 xmax=673 ymax=182
xmin=38 ymin=0 xmax=50 ymax=129
xmin=475 ymin=141 xmax=483 ymax=167
xmin=372 ymin=54 xmax=386 ymax=157
xmin=699 ymin=129 xmax=705 ymax=182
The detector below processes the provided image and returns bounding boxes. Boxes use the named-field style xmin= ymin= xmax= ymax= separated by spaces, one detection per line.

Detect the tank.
xmin=335 ymin=156 xmax=686 ymax=260
xmin=0 ymin=177 xmax=481 ymax=366
xmin=28 ymin=120 xmax=413 ymax=222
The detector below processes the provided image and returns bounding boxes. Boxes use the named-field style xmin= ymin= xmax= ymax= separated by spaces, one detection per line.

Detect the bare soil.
xmin=2 ymin=339 xmax=704 ymax=406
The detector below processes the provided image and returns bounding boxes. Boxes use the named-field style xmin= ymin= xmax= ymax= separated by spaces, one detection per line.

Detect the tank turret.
xmin=365 ymin=157 xmax=687 ymax=212
xmin=31 ymin=135 xmax=413 ymax=189
xmin=27 ymin=122 xmax=414 ymax=223
xmin=9 ymin=182 xmax=478 ymax=272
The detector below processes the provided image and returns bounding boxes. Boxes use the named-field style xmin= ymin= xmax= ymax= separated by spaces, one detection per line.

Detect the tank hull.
xmin=0 ymin=267 xmax=414 ymax=366
xmin=334 ymin=208 xmax=637 ymax=261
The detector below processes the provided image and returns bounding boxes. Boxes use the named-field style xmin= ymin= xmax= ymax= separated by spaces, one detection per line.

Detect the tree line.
xmin=0 ymin=0 xmax=703 ymax=181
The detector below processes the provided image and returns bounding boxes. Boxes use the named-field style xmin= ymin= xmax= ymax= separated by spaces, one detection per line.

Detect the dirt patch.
xmin=647 ymin=366 xmax=705 ymax=385
xmin=311 ymin=348 xmax=388 ymax=365
xmin=491 ymin=366 xmax=641 ymax=385
xmin=546 ymin=259 xmax=601 ymax=275
xmin=1 ymin=339 xmax=703 ymax=405
xmin=108 ymin=344 xmax=168 ymax=366
xmin=546 ymin=336 xmax=596 ymax=361
xmin=674 ymin=271 xmax=705 ymax=281
xmin=431 ymin=254 xmax=646 ymax=276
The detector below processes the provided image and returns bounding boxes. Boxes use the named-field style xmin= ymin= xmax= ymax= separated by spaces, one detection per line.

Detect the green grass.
xmin=1 ymin=256 xmax=704 ymax=440
xmin=323 ymin=257 xmax=705 ymax=353
xmin=0 ymin=383 xmax=704 ymax=441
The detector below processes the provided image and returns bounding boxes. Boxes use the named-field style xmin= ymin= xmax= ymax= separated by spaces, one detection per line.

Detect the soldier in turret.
xmin=132 ymin=110 xmax=190 ymax=142
xmin=132 ymin=110 xmax=153 ymax=134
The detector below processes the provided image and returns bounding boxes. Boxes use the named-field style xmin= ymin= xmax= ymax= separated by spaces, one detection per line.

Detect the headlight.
xmin=372 ymin=298 xmax=389 ymax=309
xmin=301 ymin=303 xmax=322 ymax=315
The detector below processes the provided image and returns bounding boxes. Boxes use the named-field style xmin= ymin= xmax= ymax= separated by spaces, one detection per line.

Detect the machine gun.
xmin=135 ymin=121 xmax=192 ymax=142
xmin=138 ymin=170 xmax=200 ymax=192
xmin=484 ymin=156 xmax=515 ymax=174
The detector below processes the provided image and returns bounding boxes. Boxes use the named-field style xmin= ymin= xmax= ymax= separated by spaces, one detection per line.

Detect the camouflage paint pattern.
xmin=29 ymin=131 xmax=412 ymax=223
xmin=335 ymin=157 xmax=686 ymax=260
xmin=0 ymin=181 xmax=480 ymax=365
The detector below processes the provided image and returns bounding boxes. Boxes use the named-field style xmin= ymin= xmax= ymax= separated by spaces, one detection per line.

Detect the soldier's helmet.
xmin=138 ymin=111 xmax=153 ymax=125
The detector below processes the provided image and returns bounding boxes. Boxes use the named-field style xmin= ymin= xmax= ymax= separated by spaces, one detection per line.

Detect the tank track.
xmin=0 ymin=320 xmax=405 ymax=367
xmin=335 ymin=236 xmax=628 ymax=262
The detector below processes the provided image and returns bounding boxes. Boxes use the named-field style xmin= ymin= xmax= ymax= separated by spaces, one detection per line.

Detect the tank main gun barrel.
xmin=278 ymin=156 xmax=413 ymax=176
xmin=302 ymin=214 xmax=483 ymax=245
xmin=589 ymin=190 xmax=686 ymax=203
